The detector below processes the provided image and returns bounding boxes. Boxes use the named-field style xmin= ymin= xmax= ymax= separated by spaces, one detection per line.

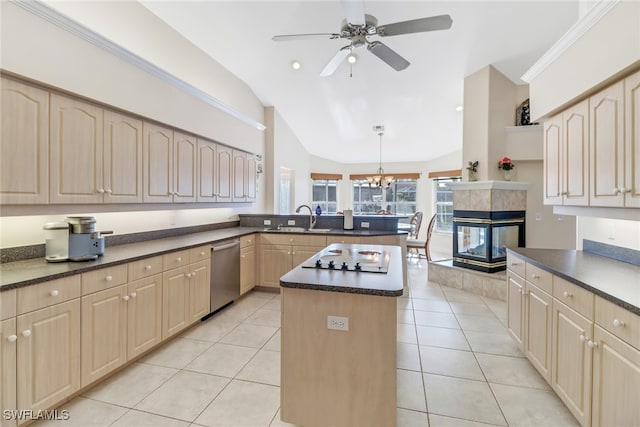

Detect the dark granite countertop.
xmin=280 ymin=244 xmax=404 ymax=297
xmin=0 ymin=227 xmax=406 ymax=291
xmin=508 ymin=248 xmax=640 ymax=315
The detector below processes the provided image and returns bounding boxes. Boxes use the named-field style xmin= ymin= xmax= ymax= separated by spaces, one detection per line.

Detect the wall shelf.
xmin=505 ymin=124 xmax=543 ymax=133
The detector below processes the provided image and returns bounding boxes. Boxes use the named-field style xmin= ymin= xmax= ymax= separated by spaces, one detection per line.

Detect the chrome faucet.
xmin=295 ymin=204 xmax=316 ymax=229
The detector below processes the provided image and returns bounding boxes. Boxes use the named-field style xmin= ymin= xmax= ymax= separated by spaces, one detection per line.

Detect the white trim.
xmin=12 ymin=0 xmax=267 ymax=132
xmin=553 ymin=205 xmax=640 ymax=221
xmin=521 ymin=0 xmax=620 ymax=83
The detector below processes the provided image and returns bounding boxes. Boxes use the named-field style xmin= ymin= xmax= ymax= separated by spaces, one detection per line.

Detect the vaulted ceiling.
xmin=140 ymin=1 xmax=579 ymax=164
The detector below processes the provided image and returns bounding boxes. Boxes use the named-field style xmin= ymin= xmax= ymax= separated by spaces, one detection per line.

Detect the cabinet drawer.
xmin=261 ymin=233 xmax=326 ymax=247
xmin=326 ymin=236 xmax=361 ymax=244
xmin=240 ymin=234 xmax=256 ymax=248
xmin=81 ymin=264 xmax=128 ymax=295
xmin=163 ymin=249 xmax=191 ymax=270
xmin=525 ymin=263 xmax=553 ymax=294
xmin=553 ymin=276 xmax=594 ymax=319
xmin=595 ymin=296 xmax=640 ymax=350
xmin=506 ymin=253 xmax=526 ymax=278
xmin=0 ymin=288 xmax=17 ymax=320
xmin=189 ymin=245 xmax=210 ymax=264
xmin=17 ymin=275 xmax=81 ymax=315
xmin=128 ymin=256 xmax=163 ymax=281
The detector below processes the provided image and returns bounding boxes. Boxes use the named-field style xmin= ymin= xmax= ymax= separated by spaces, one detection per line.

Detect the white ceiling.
xmin=140 ymin=1 xmax=578 ymax=164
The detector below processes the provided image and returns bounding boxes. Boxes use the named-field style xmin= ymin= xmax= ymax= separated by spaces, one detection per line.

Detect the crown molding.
xmin=521 ymin=0 xmax=620 ymax=83
xmin=12 ymin=0 xmax=266 ymax=131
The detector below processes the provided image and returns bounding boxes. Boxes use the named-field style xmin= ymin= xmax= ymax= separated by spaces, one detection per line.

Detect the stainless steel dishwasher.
xmin=209 ymin=239 xmax=241 ymax=315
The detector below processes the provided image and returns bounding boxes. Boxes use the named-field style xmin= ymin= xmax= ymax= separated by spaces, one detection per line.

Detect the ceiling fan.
xmin=272 ymin=0 xmax=452 ymax=76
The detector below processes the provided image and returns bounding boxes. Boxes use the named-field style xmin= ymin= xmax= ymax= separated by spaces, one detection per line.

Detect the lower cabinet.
xmin=524 ymin=282 xmax=553 ymax=382
xmin=591 ymin=325 xmax=640 ymax=427
xmin=506 ymin=271 xmax=525 ymax=347
xmin=240 ymin=245 xmax=256 ymax=295
xmin=16 ymin=299 xmax=81 ymax=415
xmin=127 ymin=274 xmax=163 ymax=359
xmin=259 ymin=244 xmax=296 ymax=288
xmin=551 ymin=299 xmax=593 ymax=427
xmin=1 ymin=318 xmax=17 ymax=427
xmin=188 ymin=260 xmax=210 ymax=323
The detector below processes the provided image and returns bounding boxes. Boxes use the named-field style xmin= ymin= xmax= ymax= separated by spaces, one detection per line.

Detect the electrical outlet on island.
xmin=288 ymin=220 xmax=296 ymax=225
xmin=361 ymin=222 xmax=370 ymax=228
xmin=327 ymin=315 xmax=349 ymax=331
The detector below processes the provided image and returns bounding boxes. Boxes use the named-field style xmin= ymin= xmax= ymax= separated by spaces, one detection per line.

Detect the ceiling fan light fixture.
xmin=347 ymin=53 xmax=358 ymax=64
xmin=291 ymin=60 xmax=301 ymax=70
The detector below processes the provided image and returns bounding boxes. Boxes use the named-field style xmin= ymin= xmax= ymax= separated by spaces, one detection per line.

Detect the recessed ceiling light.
xmin=455 ymin=105 xmax=464 ymax=112
xmin=347 ymin=53 xmax=358 ymax=64
xmin=291 ymin=60 xmax=301 ymax=70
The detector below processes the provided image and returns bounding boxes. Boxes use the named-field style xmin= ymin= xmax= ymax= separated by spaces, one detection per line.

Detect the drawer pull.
xmin=122 ymin=295 xmax=130 ymax=301
xmin=50 ymin=289 xmax=59 ymax=297
xmin=531 ymin=274 xmax=540 ymax=279
xmin=21 ymin=330 xmax=31 ymax=337
xmin=7 ymin=335 xmax=17 ymax=343
xmin=510 ymin=262 xmax=521 ymax=266
xmin=587 ymin=340 xmax=598 ymax=349
xmin=613 ymin=319 xmax=626 ymax=328
xmin=145 ymin=265 xmax=152 ymax=271
xmin=200 ymin=252 xmax=205 ymax=257
xmin=186 ymin=273 xmax=192 ymax=278
xmin=563 ymin=291 xmax=573 ymax=298
xmin=130 ymin=292 xmax=137 ymax=298
xmin=176 ymin=257 xmax=182 ymax=262
xmin=191 ymin=271 xmax=196 ymax=277
xmin=105 ymin=275 xmax=113 ymax=282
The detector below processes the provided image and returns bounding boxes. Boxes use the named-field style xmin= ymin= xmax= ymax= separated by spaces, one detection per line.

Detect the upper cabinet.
xmin=232 ymin=150 xmax=257 ymax=202
xmin=50 ymin=94 xmax=104 ymax=204
xmin=543 ymin=70 xmax=640 ymax=209
xmin=0 ymin=78 xmax=49 ymax=204
xmin=1 ymin=76 xmax=256 ymax=206
xmin=543 ymin=100 xmax=589 ymax=206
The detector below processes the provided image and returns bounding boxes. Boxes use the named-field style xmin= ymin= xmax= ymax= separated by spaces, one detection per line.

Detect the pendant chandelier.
xmin=367 ymin=129 xmax=394 ymax=188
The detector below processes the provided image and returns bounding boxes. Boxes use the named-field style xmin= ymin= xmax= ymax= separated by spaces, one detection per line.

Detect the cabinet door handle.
xmin=587 ymin=340 xmax=598 ymax=349
xmin=563 ymin=291 xmax=573 ymax=298
xmin=531 ymin=274 xmax=540 ymax=279
xmin=105 ymin=189 xmax=112 ymax=194
xmin=130 ymin=292 xmax=137 ymax=298
xmin=186 ymin=273 xmax=192 ymax=278
xmin=50 ymin=289 xmax=59 ymax=297
xmin=191 ymin=271 xmax=196 ymax=277
xmin=21 ymin=330 xmax=31 ymax=337
xmin=623 ymin=188 xmax=632 ymax=193
xmin=97 ymin=188 xmax=105 ymax=194
xmin=291 ymin=252 xmax=296 ymax=256
xmin=579 ymin=334 xmax=587 ymax=343
xmin=122 ymin=295 xmax=130 ymax=301
xmin=613 ymin=319 xmax=625 ymax=328
xmin=7 ymin=334 xmax=17 ymax=343
xmin=176 ymin=257 xmax=182 ymax=262
xmin=510 ymin=262 xmax=521 ymax=266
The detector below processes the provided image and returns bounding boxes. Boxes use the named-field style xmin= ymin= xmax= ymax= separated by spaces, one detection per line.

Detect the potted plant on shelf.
xmin=498 ymin=157 xmax=515 ymax=181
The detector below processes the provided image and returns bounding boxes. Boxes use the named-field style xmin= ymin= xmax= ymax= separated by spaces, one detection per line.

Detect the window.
xmin=434 ymin=177 xmax=461 ymax=232
xmin=352 ymin=179 xmax=417 ymax=215
xmin=312 ymin=179 xmax=338 ymax=214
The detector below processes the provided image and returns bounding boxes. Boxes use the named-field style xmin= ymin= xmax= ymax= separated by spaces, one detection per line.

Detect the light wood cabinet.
xmin=240 ymin=235 xmax=257 ymax=295
xmin=173 ymin=131 xmax=197 ymax=203
xmin=259 ymin=234 xmax=327 ymax=288
xmin=543 ymin=100 xmax=590 ymax=206
xmin=551 ymin=299 xmax=593 ymax=427
xmin=16 ymin=299 xmax=80 ymax=415
xmin=197 ymin=138 xmax=218 ymax=202
xmin=188 ymin=259 xmax=210 ymax=323
xmin=591 ymin=325 xmax=640 ymax=427
xmin=232 ymin=150 xmax=256 ymax=202
xmin=143 ymin=122 xmax=173 ymax=203
xmin=589 ymin=80 xmax=624 ymax=207
xmin=50 ymin=94 xmax=104 ymax=204
xmin=162 ymin=266 xmax=190 ymax=339
xmin=1 ymin=318 xmax=17 ymax=427
xmin=506 ymin=271 xmax=525 ymax=348
xmin=259 ymin=244 xmax=293 ymax=288
xmin=624 ymin=71 xmax=640 ymax=207
xmin=127 ymin=274 xmax=162 ymax=359
xmin=524 ymin=282 xmax=553 ymax=382
xmin=103 ymin=110 xmax=143 ymax=203
xmin=80 ymin=285 xmax=127 ymax=387
xmin=0 ymin=78 xmax=49 ymax=205
xmin=216 ymin=145 xmax=233 ymax=203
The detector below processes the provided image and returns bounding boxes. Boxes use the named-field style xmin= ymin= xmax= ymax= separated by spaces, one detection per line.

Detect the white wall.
xmin=576 ymin=217 xmax=640 ymax=251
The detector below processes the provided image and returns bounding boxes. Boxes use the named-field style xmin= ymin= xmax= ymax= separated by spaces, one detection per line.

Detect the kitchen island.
xmin=279 ymin=243 xmax=403 ymax=427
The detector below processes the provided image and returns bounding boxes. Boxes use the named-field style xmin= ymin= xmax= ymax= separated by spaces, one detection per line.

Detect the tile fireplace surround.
xmin=428 ymin=181 xmax=530 ymax=300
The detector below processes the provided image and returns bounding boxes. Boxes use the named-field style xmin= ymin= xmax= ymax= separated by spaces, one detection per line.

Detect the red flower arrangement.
xmin=498 ymin=157 xmax=515 ymax=171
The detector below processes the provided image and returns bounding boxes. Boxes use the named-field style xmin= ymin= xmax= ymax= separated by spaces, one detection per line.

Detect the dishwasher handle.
xmin=212 ymin=240 xmax=240 ymax=252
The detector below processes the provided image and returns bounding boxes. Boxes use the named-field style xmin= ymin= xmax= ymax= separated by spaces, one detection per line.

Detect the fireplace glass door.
xmin=457 ymin=225 xmax=487 ymax=259
xmin=492 ymin=225 xmax=520 ymax=258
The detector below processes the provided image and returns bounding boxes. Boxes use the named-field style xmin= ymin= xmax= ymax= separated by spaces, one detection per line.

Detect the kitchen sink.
xmin=306 ymin=228 xmax=332 ymax=233
xmin=266 ymin=227 xmax=333 ymax=233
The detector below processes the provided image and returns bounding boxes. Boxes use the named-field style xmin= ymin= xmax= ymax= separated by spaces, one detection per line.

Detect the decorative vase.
xmin=503 ymin=170 xmax=512 ymax=181
xmin=467 ymin=170 xmax=477 ymax=182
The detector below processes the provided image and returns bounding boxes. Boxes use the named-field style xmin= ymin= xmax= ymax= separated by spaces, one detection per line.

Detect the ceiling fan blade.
xmin=341 ymin=0 xmax=366 ymax=26
xmin=320 ymin=46 xmax=351 ymax=77
xmin=272 ymin=33 xmax=339 ymax=42
xmin=367 ymin=41 xmax=410 ymax=71
xmin=377 ymin=15 xmax=453 ymax=37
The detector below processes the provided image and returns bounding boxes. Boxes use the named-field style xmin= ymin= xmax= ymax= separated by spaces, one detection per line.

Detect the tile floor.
xmin=33 ymin=260 xmax=579 ymax=427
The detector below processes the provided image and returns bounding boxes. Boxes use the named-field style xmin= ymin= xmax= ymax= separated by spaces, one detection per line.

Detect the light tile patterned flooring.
xmin=34 ymin=260 xmax=579 ymax=427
